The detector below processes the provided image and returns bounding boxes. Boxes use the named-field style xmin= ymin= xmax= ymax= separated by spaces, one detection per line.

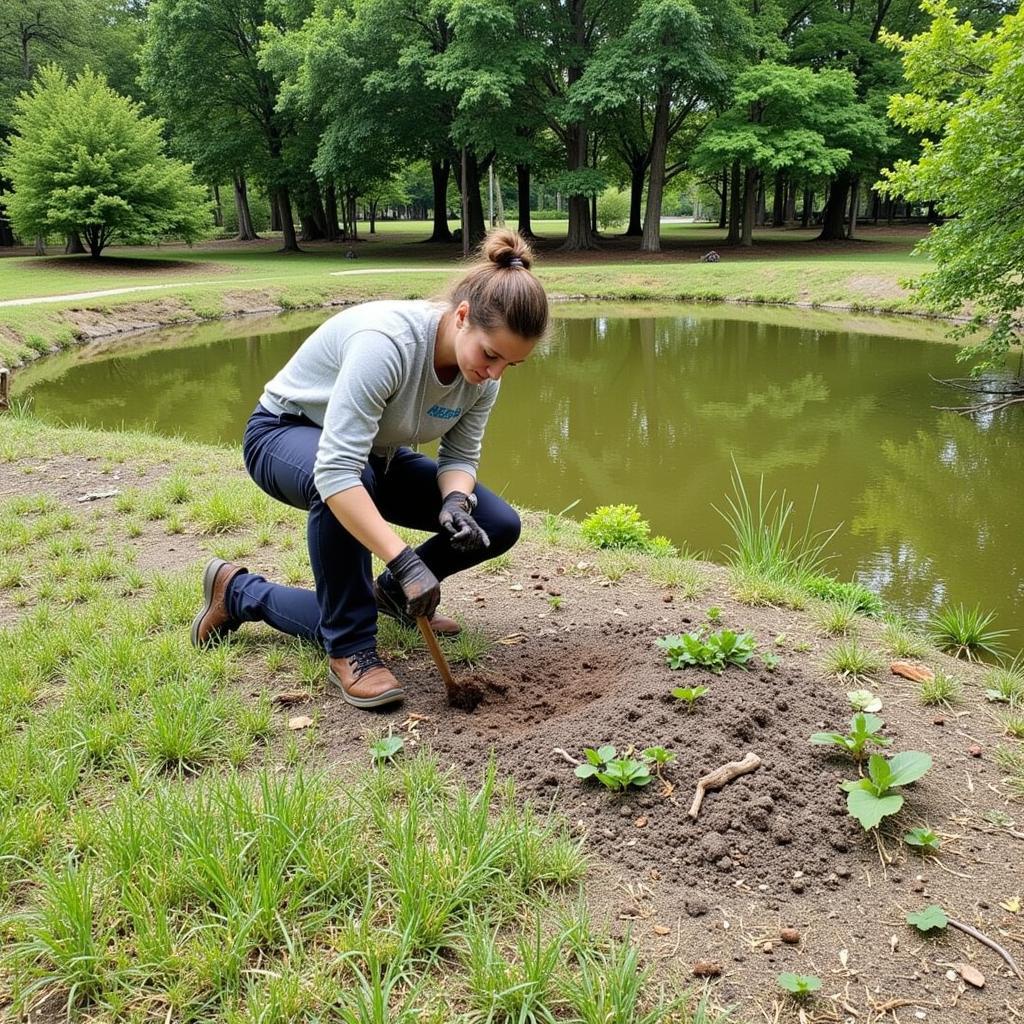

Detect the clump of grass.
xmin=377 ymin=616 xmax=422 ymax=660
xmin=441 ymin=625 xmax=492 ymax=668
xmin=645 ymin=556 xmax=706 ymax=597
xmin=730 ymin=565 xmax=807 ymax=609
xmin=998 ymin=710 xmax=1024 ymax=739
xmin=919 ymin=670 xmax=961 ymax=708
xmin=983 ymin=662 xmax=1024 ymax=704
xmin=927 ymin=603 xmax=1011 ymax=661
xmin=596 ymin=548 xmax=642 ymax=582
xmin=882 ymin=618 xmax=931 ymax=658
xmin=802 ymin=574 xmax=882 ymax=615
xmin=479 ymin=551 xmax=513 ymax=574
xmin=160 ymin=472 xmax=193 ymax=505
xmin=813 ymin=595 xmax=862 ymax=636
xmin=826 ymin=638 xmax=881 ymax=683
xmin=995 ymin=745 xmax=1024 ymax=796
xmin=190 ymin=492 xmax=244 ymax=535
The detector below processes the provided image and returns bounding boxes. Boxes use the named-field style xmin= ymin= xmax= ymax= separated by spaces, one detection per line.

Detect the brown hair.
xmin=448 ymin=228 xmax=549 ymax=341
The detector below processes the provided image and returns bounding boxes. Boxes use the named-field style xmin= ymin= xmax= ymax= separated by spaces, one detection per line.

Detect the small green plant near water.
xmin=656 ymin=629 xmax=756 ymax=673
xmin=904 ymin=827 xmax=941 ymax=853
xmin=802 ymin=574 xmax=882 ymax=615
xmin=984 ymin=662 xmax=1024 ymax=704
xmin=1000 ymin=710 xmax=1024 ymax=739
xmin=847 ymin=689 xmax=882 ymax=713
xmin=777 ymin=973 xmax=821 ymax=998
xmin=927 ymin=603 xmax=1011 ymax=661
xmin=642 ymin=746 xmax=676 ymax=768
xmin=841 ymin=751 xmax=933 ymax=830
xmin=370 ymin=733 xmax=405 ymax=764
xmin=581 ymin=503 xmax=650 ymax=550
xmin=882 ymin=617 xmax=931 ymax=658
xmin=480 ymin=550 xmax=513 ymax=574
xmin=919 ymin=670 xmax=961 ymax=708
xmin=813 ymin=595 xmax=863 ymax=636
xmin=811 ymin=713 xmax=891 ymax=761
xmin=826 ymin=638 xmax=881 ymax=683
xmin=996 ymin=745 xmax=1024 ymax=796
xmin=440 ymin=625 xmax=490 ymax=667
xmin=706 ymin=606 xmax=722 ymax=623
xmin=671 ymin=684 xmax=709 ymax=709
xmin=574 ymin=746 xmax=652 ymax=791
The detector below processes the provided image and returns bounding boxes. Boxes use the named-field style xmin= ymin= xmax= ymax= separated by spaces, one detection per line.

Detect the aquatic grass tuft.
xmin=882 ymin=618 xmax=931 ymax=658
xmin=812 ymin=595 xmax=862 ymax=636
xmin=919 ymin=670 xmax=961 ymax=708
xmin=826 ymin=638 xmax=881 ymax=683
xmin=927 ymin=603 xmax=1011 ymax=661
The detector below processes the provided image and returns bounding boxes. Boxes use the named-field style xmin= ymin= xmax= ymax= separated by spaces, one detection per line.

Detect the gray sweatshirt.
xmin=259 ymin=299 xmax=499 ymax=500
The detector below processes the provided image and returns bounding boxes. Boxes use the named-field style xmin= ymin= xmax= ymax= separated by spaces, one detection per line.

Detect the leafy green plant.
xmin=706 ymin=606 xmax=722 ymax=623
xmin=919 ymin=670 xmax=961 ymax=708
xmin=841 ymin=752 xmax=933 ymax=830
xmin=882 ymin=619 xmax=931 ymax=658
xmin=811 ymin=713 xmax=891 ymax=761
xmin=762 ymin=651 xmax=780 ymax=671
xmin=777 ymin=973 xmax=821 ymax=997
xmin=641 ymin=746 xmax=676 ymax=768
xmin=580 ymin=504 xmax=651 ymax=551
xmin=547 ymin=595 xmax=565 ymax=611
xmin=656 ymin=629 xmax=755 ymax=673
xmin=813 ymin=595 xmax=863 ymax=636
xmin=906 ymin=905 xmax=948 ymax=934
xmin=801 ymin=575 xmax=882 ymax=615
xmin=574 ymin=746 xmax=653 ymax=791
xmin=927 ymin=603 xmax=1011 ymax=661
xmin=670 ymin=685 xmax=709 ymax=709
xmin=847 ymin=689 xmax=882 ymax=713
xmin=904 ymin=827 xmax=940 ymax=853
xmin=370 ymin=734 xmax=404 ymax=764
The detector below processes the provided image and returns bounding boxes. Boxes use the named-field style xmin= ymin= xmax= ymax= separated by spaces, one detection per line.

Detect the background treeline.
xmin=0 ymin=0 xmax=1014 ymax=253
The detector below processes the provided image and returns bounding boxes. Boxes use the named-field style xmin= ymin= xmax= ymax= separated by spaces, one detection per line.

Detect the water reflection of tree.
xmin=852 ymin=413 xmax=1023 ymax=623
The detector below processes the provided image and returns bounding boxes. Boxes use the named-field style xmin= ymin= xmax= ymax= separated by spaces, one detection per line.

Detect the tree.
xmin=1 ymin=65 xmax=209 ymax=257
xmin=879 ymin=0 xmax=1024 ymax=379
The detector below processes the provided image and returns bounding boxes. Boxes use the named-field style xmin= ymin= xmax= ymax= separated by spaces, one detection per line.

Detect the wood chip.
xmin=956 ymin=963 xmax=985 ymax=988
xmin=692 ymin=960 xmax=722 ymax=977
xmin=653 ymin=925 xmax=671 ymax=936
xmin=271 ymin=690 xmax=308 ymax=706
xmin=287 ymin=715 xmax=313 ymax=730
xmin=890 ymin=660 xmax=934 ymax=683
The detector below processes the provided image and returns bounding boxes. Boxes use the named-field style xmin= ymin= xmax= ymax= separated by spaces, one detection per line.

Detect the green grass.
xmin=919 ymin=670 xmax=962 ymax=708
xmin=927 ymin=603 xmax=1011 ymax=662
xmin=825 ymin=638 xmax=882 ymax=683
xmin=812 ymin=595 xmax=863 ymax=636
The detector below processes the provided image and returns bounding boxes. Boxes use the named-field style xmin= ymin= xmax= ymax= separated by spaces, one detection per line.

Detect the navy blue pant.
xmin=229 ymin=404 xmax=520 ymax=657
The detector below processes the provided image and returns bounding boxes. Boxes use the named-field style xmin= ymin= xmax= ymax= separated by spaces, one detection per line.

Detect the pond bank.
xmin=2 ymin=414 xmax=1021 ymax=1023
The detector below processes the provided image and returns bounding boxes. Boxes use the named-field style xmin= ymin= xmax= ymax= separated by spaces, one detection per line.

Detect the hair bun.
xmin=483 ymin=227 xmax=533 ymax=270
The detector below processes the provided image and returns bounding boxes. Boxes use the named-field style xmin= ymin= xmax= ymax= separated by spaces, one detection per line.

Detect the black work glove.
xmin=439 ymin=490 xmax=490 ymax=553
xmin=386 ymin=546 xmax=441 ymax=620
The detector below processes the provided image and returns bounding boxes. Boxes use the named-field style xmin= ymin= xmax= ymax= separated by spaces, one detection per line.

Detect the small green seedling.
xmin=706 ymin=606 xmax=722 ymax=623
xmin=777 ymin=973 xmax=821 ymax=998
xmin=642 ymin=746 xmax=677 ymax=767
xmin=656 ymin=629 xmax=756 ymax=673
xmin=671 ymin=685 xmax=709 ymax=710
xmin=575 ymin=746 xmax=653 ymax=791
xmin=904 ymin=827 xmax=941 ymax=853
xmin=369 ymin=734 xmax=404 ymax=764
xmin=547 ymin=595 xmax=565 ymax=611
xmin=847 ymin=689 xmax=882 ymax=713
xmin=906 ymin=904 xmax=948 ymax=934
xmin=811 ymin=713 xmax=891 ymax=761
xmin=762 ymin=651 xmax=780 ymax=671
xmin=841 ymin=751 xmax=933 ymax=830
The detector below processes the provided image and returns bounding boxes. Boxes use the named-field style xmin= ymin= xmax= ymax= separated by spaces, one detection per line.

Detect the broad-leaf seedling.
xmin=841 ymin=751 xmax=932 ymax=829
xmin=575 ymin=745 xmax=653 ymax=791
xmin=904 ymin=827 xmax=941 ymax=853
xmin=847 ymin=689 xmax=882 ymax=713
xmin=777 ymin=973 xmax=821 ymax=998
xmin=671 ymin=685 xmax=709 ymax=710
xmin=656 ymin=629 xmax=756 ymax=673
xmin=906 ymin=904 xmax=948 ymax=934
xmin=369 ymin=734 xmax=404 ymax=764
xmin=642 ymin=746 xmax=677 ymax=767
xmin=811 ymin=713 xmax=891 ymax=761
xmin=762 ymin=651 xmax=780 ymax=671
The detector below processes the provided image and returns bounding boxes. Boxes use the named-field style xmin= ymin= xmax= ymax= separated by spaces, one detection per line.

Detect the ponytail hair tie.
xmin=509 ymin=257 xmax=525 ymax=268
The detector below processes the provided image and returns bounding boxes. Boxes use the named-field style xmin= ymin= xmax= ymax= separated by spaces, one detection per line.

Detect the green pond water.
xmin=16 ymin=304 xmax=1024 ymax=638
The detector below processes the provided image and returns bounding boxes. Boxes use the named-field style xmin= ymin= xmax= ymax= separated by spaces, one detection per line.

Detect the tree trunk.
xmin=494 ymin=171 xmax=505 ymax=226
xmin=34 ymin=234 xmax=46 ymax=256
xmin=727 ymin=161 xmax=741 ymax=244
xmin=0 ymin=201 xmax=14 ymax=246
xmin=771 ymin=172 xmax=785 ymax=227
xmin=428 ymin=160 xmax=453 ymax=242
xmin=85 ymin=227 xmax=103 ymax=258
xmin=561 ymin=122 xmax=596 ymax=251
xmin=270 ymin=197 xmax=281 ymax=232
xmin=847 ymin=176 xmax=860 ymax=240
xmin=754 ymin=177 xmax=766 ymax=226
xmin=591 ymin=194 xmax=598 ymax=236
xmin=741 ymin=167 xmax=758 ymax=247
xmin=802 ymin=188 xmax=813 ymax=228
xmin=718 ymin=168 xmax=728 ymax=229
xmin=640 ymin=87 xmax=671 ymax=253
xmin=212 ymin=185 xmax=224 ymax=228
xmin=626 ymin=159 xmax=646 ymax=236
xmin=785 ymin=180 xmax=796 ymax=223
xmin=65 ymin=232 xmax=85 ymax=254
xmin=233 ymin=175 xmax=258 ymax=240
xmin=818 ymin=173 xmax=851 ymax=240
xmin=516 ymin=164 xmax=535 ymax=238
xmin=461 ymin=151 xmax=486 ymax=247
xmin=369 ymin=200 xmax=378 ymax=234
xmin=276 ymin=185 xmax=300 ymax=252
xmin=324 ymin=184 xmax=340 ymax=241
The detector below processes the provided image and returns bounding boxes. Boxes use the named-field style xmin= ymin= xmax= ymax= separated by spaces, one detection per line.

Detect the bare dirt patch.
xmin=29 ymin=256 xmax=229 ymax=278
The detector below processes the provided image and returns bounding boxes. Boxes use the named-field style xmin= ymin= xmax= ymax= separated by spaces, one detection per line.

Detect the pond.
xmin=15 ymin=303 xmax=1024 ymax=638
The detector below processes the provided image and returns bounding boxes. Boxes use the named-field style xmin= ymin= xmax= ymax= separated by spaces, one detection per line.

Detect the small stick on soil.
xmin=553 ymin=747 xmax=581 ymax=766
xmin=688 ymin=752 xmax=762 ymax=820
xmin=416 ymin=616 xmax=484 ymax=711
xmin=947 ymin=917 xmax=1024 ymax=979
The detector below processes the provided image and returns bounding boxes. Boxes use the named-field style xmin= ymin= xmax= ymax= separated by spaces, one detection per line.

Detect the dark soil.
xmin=2 ymin=453 xmax=1021 ymax=1024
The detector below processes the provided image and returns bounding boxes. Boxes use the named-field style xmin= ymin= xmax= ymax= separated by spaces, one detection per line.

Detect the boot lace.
xmin=348 ymin=646 xmax=385 ymax=681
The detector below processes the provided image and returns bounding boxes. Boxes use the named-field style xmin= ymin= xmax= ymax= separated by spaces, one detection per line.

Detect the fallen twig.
xmin=553 ymin=747 xmax=581 ymax=766
xmin=948 ymin=917 xmax=1024 ymax=979
xmin=688 ymin=752 xmax=761 ymax=820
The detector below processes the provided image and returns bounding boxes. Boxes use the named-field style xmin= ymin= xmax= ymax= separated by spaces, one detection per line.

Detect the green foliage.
xmin=826 ymin=638 xmax=881 ymax=682
xmin=581 ymin=504 xmax=651 ymax=551
xmin=802 ymin=574 xmax=882 ymax=615
xmin=597 ymin=187 xmax=629 ymax=230
xmin=641 ymin=746 xmax=676 ymax=767
xmin=919 ymin=670 xmax=961 ymax=708
xmin=370 ymin=734 xmax=404 ymax=764
xmin=811 ymin=713 xmax=891 ymax=761
xmin=927 ymin=603 xmax=1010 ymax=661
xmin=880 ymin=1 xmax=1024 ymax=372
xmin=847 ymin=689 xmax=882 ymax=713
xmin=670 ymin=685 xmax=710 ymax=709
xmin=1 ymin=66 xmax=209 ymax=256
xmin=656 ymin=629 xmax=756 ymax=672
xmin=984 ymin=663 xmax=1024 ymax=704
xmin=574 ymin=746 xmax=653 ymax=791
xmin=904 ymin=827 xmax=940 ymax=853
xmin=906 ymin=904 xmax=948 ymax=934
xmin=777 ymin=973 xmax=821 ymax=997
xmin=841 ymin=751 xmax=932 ymax=829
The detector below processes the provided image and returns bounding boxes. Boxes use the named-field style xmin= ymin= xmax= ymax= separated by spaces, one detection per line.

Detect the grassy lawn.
xmin=0 ymin=221 xmax=936 ymax=370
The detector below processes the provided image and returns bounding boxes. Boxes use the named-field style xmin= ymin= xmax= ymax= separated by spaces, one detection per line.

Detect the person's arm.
xmin=437 ymin=469 xmax=477 ymax=499
xmin=326 ymin=487 xmax=407 ymax=563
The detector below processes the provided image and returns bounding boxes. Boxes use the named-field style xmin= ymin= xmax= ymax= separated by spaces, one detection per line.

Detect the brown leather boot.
xmin=190 ymin=558 xmax=247 ymax=648
xmin=327 ymin=647 xmax=405 ymax=708
xmin=373 ymin=577 xmax=462 ymax=636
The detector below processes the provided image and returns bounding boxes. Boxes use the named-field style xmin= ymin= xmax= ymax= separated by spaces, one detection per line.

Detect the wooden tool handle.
xmin=416 ymin=616 xmax=457 ymax=692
